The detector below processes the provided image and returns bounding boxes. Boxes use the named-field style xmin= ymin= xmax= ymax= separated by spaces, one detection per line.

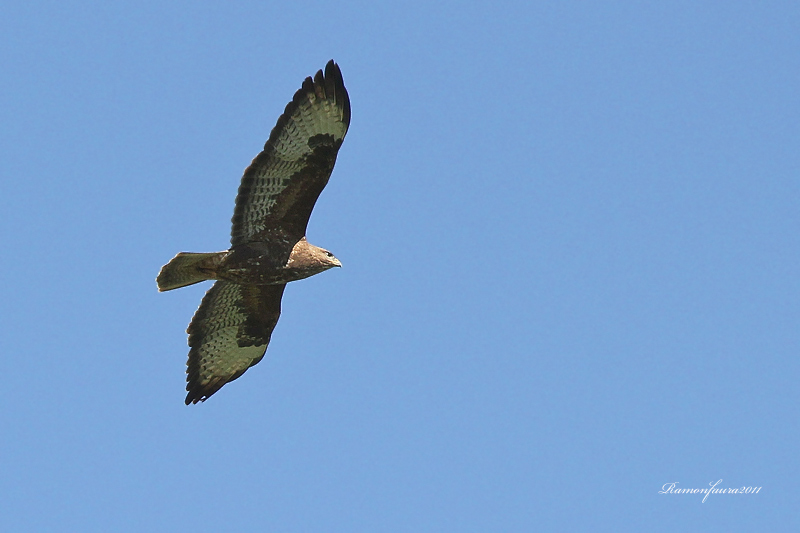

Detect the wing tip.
xmin=184 ymin=394 xmax=203 ymax=405
xmin=323 ymin=59 xmax=351 ymax=128
xmin=267 ymin=59 xmax=350 ymax=146
xmin=184 ymin=369 xmax=252 ymax=405
xmin=184 ymin=375 xmax=225 ymax=405
xmin=306 ymin=59 xmax=350 ymax=128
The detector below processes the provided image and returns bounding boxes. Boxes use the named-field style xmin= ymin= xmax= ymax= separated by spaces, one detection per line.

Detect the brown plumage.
xmin=157 ymin=60 xmax=350 ymax=404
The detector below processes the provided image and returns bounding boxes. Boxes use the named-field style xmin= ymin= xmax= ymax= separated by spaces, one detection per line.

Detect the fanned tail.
xmin=157 ymin=252 xmax=227 ymax=292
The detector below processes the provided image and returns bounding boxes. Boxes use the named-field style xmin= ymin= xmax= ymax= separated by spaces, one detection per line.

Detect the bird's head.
xmin=289 ymin=238 xmax=342 ymax=276
xmin=316 ymin=247 xmax=342 ymax=269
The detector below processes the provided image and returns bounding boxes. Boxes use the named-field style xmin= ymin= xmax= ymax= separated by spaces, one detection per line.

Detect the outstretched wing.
xmin=184 ymin=281 xmax=286 ymax=404
xmin=231 ymin=60 xmax=351 ymax=246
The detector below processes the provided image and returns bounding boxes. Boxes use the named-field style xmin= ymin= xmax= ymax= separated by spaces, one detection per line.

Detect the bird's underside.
xmin=157 ymin=60 xmax=350 ymax=404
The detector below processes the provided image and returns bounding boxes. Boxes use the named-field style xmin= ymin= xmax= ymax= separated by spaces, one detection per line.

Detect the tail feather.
xmin=157 ymin=252 xmax=227 ymax=292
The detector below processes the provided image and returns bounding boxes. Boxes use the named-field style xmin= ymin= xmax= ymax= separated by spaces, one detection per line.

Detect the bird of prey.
xmin=157 ymin=60 xmax=350 ymax=404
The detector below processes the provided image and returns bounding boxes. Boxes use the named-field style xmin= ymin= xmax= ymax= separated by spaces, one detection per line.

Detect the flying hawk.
xmin=157 ymin=60 xmax=350 ymax=404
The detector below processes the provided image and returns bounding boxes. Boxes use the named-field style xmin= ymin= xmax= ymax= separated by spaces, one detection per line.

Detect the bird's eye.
xmin=325 ymin=251 xmax=333 ymax=257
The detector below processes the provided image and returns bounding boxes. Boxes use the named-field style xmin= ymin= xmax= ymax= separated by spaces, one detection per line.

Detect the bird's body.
xmin=221 ymin=238 xmax=341 ymax=285
xmin=157 ymin=60 xmax=350 ymax=404
xmin=159 ymin=237 xmax=339 ymax=289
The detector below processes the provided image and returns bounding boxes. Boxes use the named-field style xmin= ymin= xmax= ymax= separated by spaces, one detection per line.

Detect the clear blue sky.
xmin=2 ymin=1 xmax=798 ymax=530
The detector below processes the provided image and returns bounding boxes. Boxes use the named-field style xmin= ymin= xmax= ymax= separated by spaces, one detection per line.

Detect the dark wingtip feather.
xmin=185 ymin=375 xmax=223 ymax=405
xmin=324 ymin=59 xmax=351 ymax=129
xmin=185 ymin=390 xmax=209 ymax=405
xmin=184 ymin=369 xmax=251 ymax=405
xmin=313 ymin=69 xmax=326 ymax=98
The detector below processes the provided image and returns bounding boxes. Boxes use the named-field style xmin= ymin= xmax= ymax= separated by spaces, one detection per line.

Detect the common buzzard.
xmin=157 ymin=60 xmax=350 ymax=404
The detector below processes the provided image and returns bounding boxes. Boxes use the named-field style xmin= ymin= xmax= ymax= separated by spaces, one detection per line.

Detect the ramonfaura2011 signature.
xmin=659 ymin=480 xmax=762 ymax=502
